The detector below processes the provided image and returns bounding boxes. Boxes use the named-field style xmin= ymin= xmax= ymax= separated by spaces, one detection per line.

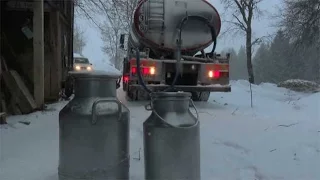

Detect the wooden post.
xmin=49 ymin=11 xmax=62 ymax=100
xmin=56 ymin=11 xmax=62 ymax=94
xmin=0 ymin=55 xmax=2 ymax=112
xmin=33 ymin=0 xmax=44 ymax=108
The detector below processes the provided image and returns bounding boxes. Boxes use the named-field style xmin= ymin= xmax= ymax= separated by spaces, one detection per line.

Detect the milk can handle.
xmin=145 ymin=99 xmax=199 ymax=128
xmin=92 ymin=98 xmax=122 ymax=125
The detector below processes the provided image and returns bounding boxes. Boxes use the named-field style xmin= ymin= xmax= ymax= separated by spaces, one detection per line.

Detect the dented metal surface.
xmin=58 ymin=70 xmax=130 ymax=180
xmin=143 ymin=92 xmax=201 ymax=180
xmin=129 ymin=0 xmax=221 ymax=54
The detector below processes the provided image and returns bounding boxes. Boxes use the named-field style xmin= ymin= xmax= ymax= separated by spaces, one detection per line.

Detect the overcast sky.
xmin=79 ymin=0 xmax=281 ymax=68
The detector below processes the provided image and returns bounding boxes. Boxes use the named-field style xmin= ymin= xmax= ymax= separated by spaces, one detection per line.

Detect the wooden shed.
xmin=0 ymin=0 xmax=74 ymax=119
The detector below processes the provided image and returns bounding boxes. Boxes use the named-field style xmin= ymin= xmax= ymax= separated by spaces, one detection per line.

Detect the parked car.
xmin=73 ymin=53 xmax=93 ymax=71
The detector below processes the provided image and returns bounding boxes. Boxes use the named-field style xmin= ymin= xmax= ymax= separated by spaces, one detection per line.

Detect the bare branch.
xmin=232 ymin=14 xmax=247 ymax=30
xmin=233 ymin=0 xmax=248 ymax=25
xmin=75 ymin=0 xmax=139 ymax=64
xmin=251 ymin=34 xmax=272 ymax=47
xmin=73 ymin=23 xmax=87 ymax=54
xmin=220 ymin=0 xmax=265 ymax=84
xmin=277 ymin=0 xmax=320 ymax=48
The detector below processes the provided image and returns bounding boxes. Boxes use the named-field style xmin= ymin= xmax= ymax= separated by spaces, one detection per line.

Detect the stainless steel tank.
xmin=130 ymin=0 xmax=221 ymax=54
xmin=143 ymin=92 xmax=200 ymax=180
xmin=58 ymin=70 xmax=130 ymax=180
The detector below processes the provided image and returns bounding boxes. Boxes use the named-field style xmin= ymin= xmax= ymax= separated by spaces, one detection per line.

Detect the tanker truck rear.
xmin=121 ymin=0 xmax=231 ymax=101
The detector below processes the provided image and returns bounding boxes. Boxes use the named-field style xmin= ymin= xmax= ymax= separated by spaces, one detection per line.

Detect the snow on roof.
xmin=73 ymin=53 xmax=85 ymax=58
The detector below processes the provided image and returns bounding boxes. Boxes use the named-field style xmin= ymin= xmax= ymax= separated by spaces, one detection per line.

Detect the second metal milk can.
xmin=143 ymin=92 xmax=201 ymax=180
xmin=58 ymin=70 xmax=130 ymax=180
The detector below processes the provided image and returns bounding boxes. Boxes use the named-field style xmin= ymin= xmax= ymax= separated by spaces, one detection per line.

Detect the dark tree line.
xmin=224 ymin=0 xmax=319 ymax=84
xmin=221 ymin=46 xmax=247 ymax=81
xmin=253 ymin=30 xmax=319 ymax=84
xmin=279 ymin=0 xmax=320 ymax=48
xmin=255 ymin=0 xmax=320 ymax=84
xmin=224 ymin=29 xmax=319 ymax=84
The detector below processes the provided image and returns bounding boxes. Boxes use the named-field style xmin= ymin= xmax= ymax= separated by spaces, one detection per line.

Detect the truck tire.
xmin=126 ymin=89 xmax=149 ymax=101
xmin=123 ymin=82 xmax=127 ymax=91
xmin=126 ymin=90 xmax=136 ymax=101
xmin=64 ymin=76 xmax=74 ymax=99
xmin=191 ymin=92 xmax=201 ymax=101
xmin=191 ymin=91 xmax=210 ymax=102
xmin=199 ymin=91 xmax=210 ymax=102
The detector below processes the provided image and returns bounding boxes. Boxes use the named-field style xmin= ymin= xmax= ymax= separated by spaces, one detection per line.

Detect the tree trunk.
xmin=246 ymin=28 xmax=255 ymax=84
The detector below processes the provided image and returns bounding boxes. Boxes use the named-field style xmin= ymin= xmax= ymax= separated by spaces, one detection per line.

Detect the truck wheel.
xmin=137 ymin=89 xmax=150 ymax=101
xmin=64 ymin=84 xmax=73 ymax=99
xmin=64 ymin=77 xmax=74 ymax=99
xmin=191 ymin=92 xmax=201 ymax=101
xmin=122 ymin=82 xmax=127 ymax=91
xmin=126 ymin=89 xmax=149 ymax=101
xmin=191 ymin=92 xmax=210 ymax=102
xmin=126 ymin=89 xmax=137 ymax=101
xmin=199 ymin=92 xmax=210 ymax=102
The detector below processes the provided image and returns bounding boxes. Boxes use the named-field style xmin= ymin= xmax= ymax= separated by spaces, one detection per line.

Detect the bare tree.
xmin=279 ymin=0 xmax=320 ymax=48
xmin=74 ymin=0 xmax=139 ymax=69
xmin=73 ymin=23 xmax=86 ymax=55
xmin=220 ymin=0 xmax=265 ymax=84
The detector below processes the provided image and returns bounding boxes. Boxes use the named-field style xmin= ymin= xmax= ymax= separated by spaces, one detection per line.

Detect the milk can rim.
xmin=68 ymin=70 xmax=121 ymax=79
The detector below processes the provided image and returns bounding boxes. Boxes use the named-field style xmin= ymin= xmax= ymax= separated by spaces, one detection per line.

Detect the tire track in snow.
xmin=212 ymin=139 xmax=270 ymax=180
xmin=213 ymin=140 xmax=251 ymax=155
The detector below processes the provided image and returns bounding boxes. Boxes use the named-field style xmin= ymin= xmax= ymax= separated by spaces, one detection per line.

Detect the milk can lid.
xmin=69 ymin=70 xmax=121 ymax=79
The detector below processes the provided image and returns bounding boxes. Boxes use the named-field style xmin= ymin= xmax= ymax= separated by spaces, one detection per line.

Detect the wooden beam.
xmin=5 ymin=0 xmax=51 ymax=11
xmin=0 ymin=112 xmax=6 ymax=124
xmin=0 ymin=54 xmax=2 ymax=113
xmin=49 ymin=11 xmax=62 ymax=99
xmin=0 ymin=56 xmax=9 ymax=114
xmin=69 ymin=0 xmax=75 ymax=67
xmin=45 ymin=0 xmax=70 ymax=26
xmin=33 ymin=0 xmax=44 ymax=108
xmin=2 ymin=70 xmax=37 ymax=114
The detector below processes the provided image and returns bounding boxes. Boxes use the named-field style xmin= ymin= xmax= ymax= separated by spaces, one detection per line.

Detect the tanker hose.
xmin=163 ymin=31 xmax=182 ymax=92
xmin=208 ymin=19 xmax=217 ymax=56
xmin=116 ymin=76 xmax=121 ymax=89
xmin=178 ymin=15 xmax=217 ymax=56
xmin=164 ymin=15 xmax=218 ymax=92
xmin=136 ymin=48 xmax=153 ymax=94
xmin=135 ymin=30 xmax=182 ymax=93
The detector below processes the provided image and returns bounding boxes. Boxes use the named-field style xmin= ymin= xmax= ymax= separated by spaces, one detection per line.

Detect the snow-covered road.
xmin=1 ymin=80 xmax=319 ymax=180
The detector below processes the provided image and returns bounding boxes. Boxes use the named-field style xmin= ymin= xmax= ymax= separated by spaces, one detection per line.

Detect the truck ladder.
xmin=147 ymin=0 xmax=165 ymax=46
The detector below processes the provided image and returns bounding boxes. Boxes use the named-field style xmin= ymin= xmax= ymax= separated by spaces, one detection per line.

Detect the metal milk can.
xmin=143 ymin=92 xmax=200 ymax=180
xmin=58 ymin=70 xmax=130 ymax=180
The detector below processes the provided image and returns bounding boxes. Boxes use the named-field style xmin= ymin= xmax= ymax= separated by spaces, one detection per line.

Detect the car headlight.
xmin=75 ymin=66 xmax=81 ymax=70
xmin=87 ymin=66 xmax=92 ymax=71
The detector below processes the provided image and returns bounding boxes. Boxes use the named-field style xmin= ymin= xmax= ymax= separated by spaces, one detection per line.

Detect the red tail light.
xmin=131 ymin=66 xmax=156 ymax=76
xmin=123 ymin=75 xmax=129 ymax=82
xmin=208 ymin=70 xmax=220 ymax=78
xmin=131 ymin=67 xmax=137 ymax=74
xmin=214 ymin=71 xmax=220 ymax=78
xmin=142 ymin=67 xmax=149 ymax=75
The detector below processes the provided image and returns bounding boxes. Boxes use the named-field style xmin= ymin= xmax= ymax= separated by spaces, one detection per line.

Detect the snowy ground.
xmin=1 ymin=80 xmax=319 ymax=180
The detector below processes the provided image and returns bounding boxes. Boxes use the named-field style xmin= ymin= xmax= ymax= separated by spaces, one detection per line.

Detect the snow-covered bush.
xmin=277 ymin=79 xmax=320 ymax=93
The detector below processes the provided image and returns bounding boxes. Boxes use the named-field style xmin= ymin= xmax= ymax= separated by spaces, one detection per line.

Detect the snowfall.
xmin=1 ymin=79 xmax=319 ymax=180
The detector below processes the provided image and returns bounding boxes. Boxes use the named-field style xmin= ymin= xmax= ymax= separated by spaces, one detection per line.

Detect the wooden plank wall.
xmin=1 ymin=0 xmax=73 ymax=113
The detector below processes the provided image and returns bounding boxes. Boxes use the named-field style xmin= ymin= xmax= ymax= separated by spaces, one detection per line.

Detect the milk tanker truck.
xmin=120 ymin=0 xmax=231 ymax=101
